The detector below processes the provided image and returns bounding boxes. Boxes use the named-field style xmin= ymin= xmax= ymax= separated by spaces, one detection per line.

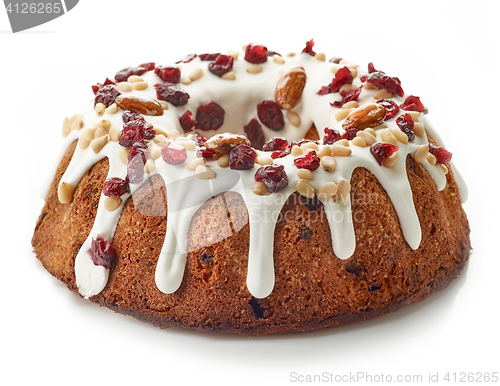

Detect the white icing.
xmin=51 ymin=48 xmax=466 ymax=299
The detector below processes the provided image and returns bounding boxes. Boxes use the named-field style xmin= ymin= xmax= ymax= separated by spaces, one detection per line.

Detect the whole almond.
xmin=115 ymin=95 xmax=164 ymax=116
xmin=275 ymin=66 xmax=307 ymax=110
xmin=205 ymin=133 xmax=251 ymax=155
xmin=342 ymin=103 xmax=386 ymax=131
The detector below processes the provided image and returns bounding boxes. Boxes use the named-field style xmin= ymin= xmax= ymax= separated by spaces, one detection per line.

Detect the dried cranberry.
xmin=155 ymin=83 xmax=190 ymax=107
xmin=90 ymin=237 xmax=116 ymax=269
xmin=331 ymin=86 xmax=363 ymax=108
xmin=360 ymin=72 xmax=404 ymax=98
xmin=396 ymin=114 xmax=415 ymax=141
xmin=196 ymin=146 xmax=215 ymax=159
xmin=257 ymin=101 xmax=284 ymax=131
xmin=155 ymin=66 xmax=181 ymax=83
xmin=122 ymin=110 xmax=144 ymax=123
xmin=208 ymin=54 xmax=234 ymax=76
xmin=244 ymin=44 xmax=268 ymax=64
xmin=139 ymin=62 xmax=155 ymax=71
xmin=271 ymin=148 xmax=291 ymax=159
xmin=400 ymin=95 xmax=428 ymax=114
xmin=317 ymin=67 xmax=353 ymax=95
xmin=94 ymin=85 xmax=121 ymax=107
xmin=263 ymin=137 xmax=288 ymax=152
xmin=119 ymin=120 xmax=155 ymax=148
xmin=92 ymin=78 xmax=115 ymax=95
xmin=302 ymin=39 xmax=316 ymax=56
xmin=195 ymin=101 xmax=225 ymax=131
xmin=179 ymin=110 xmax=197 ymax=131
xmin=103 ymin=177 xmax=130 ymax=197
xmin=329 ymin=57 xmax=342 ymax=64
xmin=228 ymin=144 xmax=256 ymax=170
xmin=199 ymin=53 xmax=221 ymax=61
xmin=127 ymin=141 xmax=149 ymax=184
xmin=161 ymin=143 xmax=187 ymax=165
xmin=187 ymin=132 xmax=207 ymax=147
xmin=342 ymin=128 xmax=361 ymax=140
xmin=370 ymin=143 xmax=399 ymax=166
xmin=428 ymin=143 xmax=452 ymax=164
xmin=294 ymin=151 xmax=320 ymax=171
xmin=244 ymin=119 xmax=265 ymax=150
xmin=115 ymin=66 xmax=148 ymax=82
xmin=323 ymin=127 xmax=341 ymax=145
xmin=376 ymin=99 xmax=399 ymax=120
xmin=289 ymin=139 xmax=315 ymax=149
xmin=367 ymin=62 xmax=378 ymax=73
xmin=255 ymin=164 xmax=288 ymax=193
xmin=176 ymin=54 xmax=197 ymax=63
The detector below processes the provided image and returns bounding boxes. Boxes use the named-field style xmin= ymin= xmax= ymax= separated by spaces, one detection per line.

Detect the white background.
xmin=1 ymin=1 xmax=499 ymax=385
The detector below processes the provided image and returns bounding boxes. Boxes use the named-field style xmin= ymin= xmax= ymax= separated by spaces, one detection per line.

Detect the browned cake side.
xmin=32 ymin=140 xmax=470 ymax=335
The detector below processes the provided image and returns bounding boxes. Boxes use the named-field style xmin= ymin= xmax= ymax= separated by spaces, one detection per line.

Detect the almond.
xmin=342 ymin=103 xmax=386 ymax=131
xmin=275 ymin=66 xmax=306 ymax=110
xmin=115 ymin=95 xmax=164 ymax=116
xmin=205 ymin=133 xmax=251 ymax=155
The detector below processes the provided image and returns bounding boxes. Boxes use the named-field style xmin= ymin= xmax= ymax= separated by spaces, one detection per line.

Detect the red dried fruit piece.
xmin=400 ymin=95 xmax=428 ymax=114
xmin=94 ymin=84 xmax=121 ymax=107
xmin=257 ymin=101 xmax=284 ymax=131
xmin=161 ymin=143 xmax=187 ymax=165
xmin=317 ymin=67 xmax=353 ymax=95
xmin=103 ymin=177 xmax=130 ymax=197
xmin=271 ymin=148 xmax=291 ymax=159
xmin=139 ymin=62 xmax=155 ymax=71
xmin=360 ymin=72 xmax=404 ymax=98
xmin=179 ymin=110 xmax=197 ymax=131
xmin=122 ymin=110 xmax=144 ymax=123
xmin=115 ymin=66 xmax=148 ymax=82
xmin=208 ymin=54 xmax=234 ymax=77
xmin=263 ymin=137 xmax=288 ymax=152
xmin=199 ymin=53 xmax=221 ymax=61
xmin=195 ymin=101 xmax=225 ymax=131
xmin=244 ymin=44 xmax=268 ymax=64
xmin=176 ymin=54 xmax=197 ymax=64
xmin=92 ymin=78 xmax=115 ymax=94
xmin=127 ymin=141 xmax=149 ymax=184
xmin=255 ymin=164 xmax=289 ymax=193
xmin=289 ymin=139 xmax=315 ymax=149
xmin=90 ymin=237 xmax=116 ymax=269
xmin=155 ymin=83 xmax=190 ymax=107
xmin=155 ymin=66 xmax=181 ymax=83
xmin=368 ymin=62 xmax=378 ymax=73
xmin=294 ymin=150 xmax=320 ymax=171
xmin=396 ymin=113 xmax=415 ymax=141
xmin=187 ymin=132 xmax=207 ymax=147
xmin=244 ymin=119 xmax=266 ymax=150
xmin=331 ymin=86 xmax=363 ymax=108
xmin=302 ymin=39 xmax=316 ymax=56
xmin=376 ymin=99 xmax=399 ymax=120
xmin=428 ymin=143 xmax=452 ymax=164
xmin=370 ymin=143 xmax=399 ymax=166
xmin=196 ymin=146 xmax=215 ymax=159
xmin=228 ymin=144 xmax=257 ymax=170
xmin=342 ymin=128 xmax=361 ymax=140
xmin=329 ymin=57 xmax=342 ymax=64
xmin=119 ymin=120 xmax=155 ymax=148
xmin=323 ymin=127 xmax=341 ymax=145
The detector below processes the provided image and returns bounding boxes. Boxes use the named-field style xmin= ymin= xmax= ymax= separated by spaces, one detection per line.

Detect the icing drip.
xmin=51 ymin=49 xmax=467 ymax=299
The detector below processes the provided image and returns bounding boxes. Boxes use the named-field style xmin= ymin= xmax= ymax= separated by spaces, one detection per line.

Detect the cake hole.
xmin=430 ymin=223 xmax=436 ymax=235
xmin=249 ymin=297 xmax=267 ymax=319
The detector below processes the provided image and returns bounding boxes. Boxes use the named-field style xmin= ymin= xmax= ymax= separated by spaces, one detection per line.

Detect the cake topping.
xmin=275 ymin=66 xmax=307 ymax=110
xmin=317 ymin=66 xmax=353 ymax=95
xmin=205 ymin=133 xmax=250 ymax=155
xmin=262 ymin=137 xmax=288 ymax=152
xmin=301 ymin=39 xmax=316 ymax=56
xmin=342 ymin=103 xmax=386 ymax=131
xmin=243 ymin=119 xmax=265 ymax=150
xmin=396 ymin=113 xmax=415 ymax=141
xmin=90 ymin=237 xmax=116 ymax=269
xmin=370 ymin=142 xmax=399 ymax=165
xmin=401 ymin=95 xmax=428 ymax=114
xmin=244 ymin=44 xmax=268 ymax=64
xmin=154 ymin=66 xmax=181 ymax=83
xmin=428 ymin=143 xmax=452 ymax=164
xmin=294 ymin=150 xmax=321 ymax=171
xmin=228 ymin=144 xmax=256 ymax=170
xmin=257 ymin=101 xmax=284 ymax=131
xmin=360 ymin=71 xmax=404 ymax=97
xmin=195 ymin=101 xmax=225 ymax=131
xmin=254 ymin=163 xmax=289 ymax=193
xmin=94 ymin=84 xmax=121 ymax=108
xmin=376 ymin=99 xmax=400 ymax=120
xmin=154 ymin=83 xmax=190 ymax=106
xmin=208 ymin=54 xmax=234 ymax=77
xmin=161 ymin=142 xmax=187 ymax=165
xmin=115 ymin=95 xmax=164 ymax=116
xmin=103 ymin=177 xmax=130 ymax=197
xmin=115 ymin=65 xmax=152 ymax=82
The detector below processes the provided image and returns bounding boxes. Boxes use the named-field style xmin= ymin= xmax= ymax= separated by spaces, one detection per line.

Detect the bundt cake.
xmin=32 ymin=40 xmax=470 ymax=335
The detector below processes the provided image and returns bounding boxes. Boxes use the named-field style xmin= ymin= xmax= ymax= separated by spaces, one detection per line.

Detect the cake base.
xmin=32 ymin=141 xmax=470 ymax=335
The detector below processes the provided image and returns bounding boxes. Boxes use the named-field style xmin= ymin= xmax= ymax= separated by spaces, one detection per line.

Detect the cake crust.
xmin=32 ymin=140 xmax=470 ymax=335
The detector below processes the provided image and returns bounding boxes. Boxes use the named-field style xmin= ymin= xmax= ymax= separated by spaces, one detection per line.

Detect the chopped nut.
xmin=273 ymin=55 xmax=285 ymax=64
xmin=96 ymin=119 xmax=111 ymax=129
xmin=315 ymin=53 xmax=326 ymax=61
xmin=195 ymin=165 xmax=217 ymax=180
xmin=116 ymin=82 xmax=133 ymax=92
xmin=221 ymin=71 xmax=236 ymax=80
xmin=413 ymin=122 xmax=425 ymax=137
xmin=104 ymin=197 xmax=122 ymax=212
xmin=109 ymin=126 xmax=121 ymax=142
xmin=119 ymin=148 xmax=130 ymax=165
xmin=300 ymin=142 xmax=319 ymax=152
xmin=94 ymin=127 xmax=108 ymax=139
xmin=318 ymin=145 xmax=332 ymax=158
xmin=167 ymin=130 xmax=180 ymax=139
xmin=257 ymin=156 xmax=273 ymax=166
xmin=295 ymin=180 xmax=315 ymax=199
xmin=317 ymin=182 xmax=338 ymax=200
xmin=90 ymin=134 xmax=109 ymax=153
xmin=78 ymin=138 xmax=90 ymax=149
xmin=291 ymin=145 xmax=304 ymax=156
xmin=144 ymin=159 xmax=156 ymax=173
xmin=342 ymin=101 xmax=358 ymax=110
xmin=189 ymin=67 xmax=203 ymax=81
xmin=335 ymin=108 xmax=352 ymax=121
xmin=389 ymin=127 xmax=409 ymax=144
xmin=380 ymin=129 xmax=398 ymax=145
xmin=127 ymin=75 xmax=143 ymax=83
xmin=71 ymin=115 xmax=84 ymax=131
xmin=320 ymin=156 xmax=337 ymax=172
xmin=408 ymin=111 xmax=421 ymax=122
xmin=441 ymin=164 xmax=448 ymax=174
xmin=188 ymin=158 xmax=206 ymax=171
xmin=95 ymin=103 xmax=105 ymax=116
xmin=352 ymin=137 xmax=366 ymax=147
xmin=336 ymin=139 xmax=349 ymax=147
xmin=132 ymin=81 xmax=148 ymax=90
xmin=58 ymin=182 xmax=74 ymax=204
xmin=181 ymin=78 xmax=192 ymax=85
xmin=226 ymin=49 xmax=240 ymax=60
xmin=247 ymin=64 xmax=263 ymax=74
xmin=374 ymin=88 xmax=392 ymax=99
xmin=297 ymin=169 xmax=313 ymax=180
xmin=332 ymin=144 xmax=352 ymax=157
xmin=159 ymin=101 xmax=169 ymax=110
xmin=413 ymin=145 xmax=429 ymax=163
xmin=356 ymin=131 xmax=376 ymax=146
xmin=427 ymin=153 xmax=437 ymax=165
xmin=106 ymin=103 xmax=118 ymax=114
xmin=383 ymin=152 xmax=398 ymax=168
xmin=177 ymin=140 xmax=196 ymax=151
xmin=218 ymin=155 xmax=229 ymax=168
xmin=149 ymin=147 xmax=161 ymax=160
xmin=336 ymin=180 xmax=351 ymax=202
xmin=286 ymin=111 xmax=301 ymax=127
xmin=253 ymin=181 xmax=271 ymax=196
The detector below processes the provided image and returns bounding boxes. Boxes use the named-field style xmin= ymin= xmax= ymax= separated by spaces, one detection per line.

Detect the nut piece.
xmin=383 ymin=152 xmax=398 ymax=168
xmin=297 ymin=169 xmax=313 ymax=180
xmin=253 ymin=182 xmax=271 ymax=196
xmin=104 ymin=197 xmax=122 ymax=212
xmin=218 ymin=155 xmax=229 ymax=168
xmin=342 ymin=103 xmax=386 ymax=131
xmin=356 ymin=131 xmax=376 ymax=146
xmin=380 ymin=129 xmax=398 ymax=145
xmin=413 ymin=122 xmax=425 ymax=137
xmin=95 ymin=103 xmax=105 ymax=116
xmin=58 ymin=182 xmax=74 ymax=204
xmin=336 ymin=180 xmax=351 ymax=202
xmin=321 ymin=156 xmax=337 ymax=172
xmin=332 ymin=144 xmax=352 ymax=157
xmin=195 ymin=165 xmax=217 ymax=180
xmin=286 ymin=111 xmax=301 ymax=127
xmin=413 ymin=145 xmax=429 ymax=163
xmin=295 ymin=180 xmax=315 ymax=199
xmin=317 ymin=182 xmax=338 ymax=200
xmin=205 ymin=133 xmax=251 ymax=155
xmin=91 ymin=134 xmax=109 ymax=154
xmin=257 ymin=156 xmax=273 ymax=166
xmin=275 ymin=66 xmax=307 ymax=110
xmin=115 ymin=95 xmax=163 ymax=116
xmin=119 ymin=148 xmax=130 ymax=165
xmin=188 ymin=158 xmax=206 ymax=171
